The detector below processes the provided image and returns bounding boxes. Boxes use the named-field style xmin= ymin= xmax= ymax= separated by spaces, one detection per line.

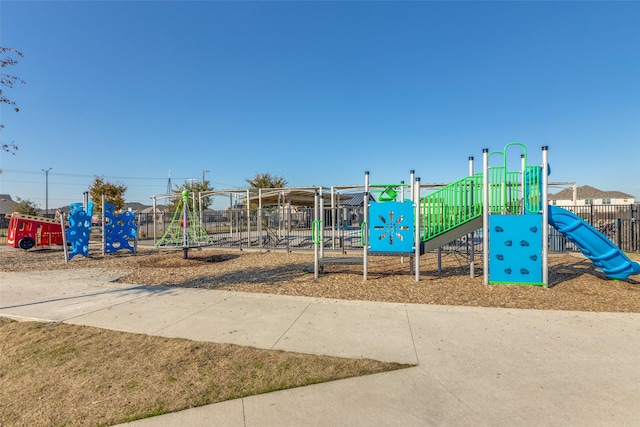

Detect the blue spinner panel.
xmin=369 ymin=202 xmax=415 ymax=253
xmin=489 ymin=214 xmax=543 ymax=285
xmin=104 ymin=203 xmax=138 ymax=254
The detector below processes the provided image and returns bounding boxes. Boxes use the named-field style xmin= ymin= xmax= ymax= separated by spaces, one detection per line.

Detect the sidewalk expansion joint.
xmin=150 ymin=293 xmax=237 ymax=335
xmin=270 ymin=300 xmax=313 ymax=349
xmin=241 ymin=398 xmax=247 ymax=427
xmin=62 ymin=290 xmax=165 ymax=323
xmin=405 ymin=307 xmax=420 ymax=366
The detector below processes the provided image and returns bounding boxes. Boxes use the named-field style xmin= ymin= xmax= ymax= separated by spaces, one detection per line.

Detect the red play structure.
xmin=6 ymin=213 xmax=65 ymax=250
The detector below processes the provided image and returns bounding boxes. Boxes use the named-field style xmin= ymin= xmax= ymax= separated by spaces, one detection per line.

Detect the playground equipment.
xmin=548 ymin=205 xmax=640 ymax=280
xmin=310 ymin=143 xmax=640 ymax=285
xmin=155 ymin=190 xmax=216 ymax=258
xmin=64 ymin=202 xmax=93 ymax=260
xmin=480 ymin=143 xmax=548 ymax=285
xmin=6 ymin=198 xmax=137 ymax=259
xmin=62 ymin=196 xmax=138 ymax=261
xmin=102 ymin=200 xmax=138 ymax=255
xmin=147 ymin=143 xmax=639 ymax=283
xmin=313 ymin=172 xmax=422 ymax=281
xmin=481 ymin=144 xmax=639 ymax=284
xmin=6 ymin=212 xmax=66 ymax=250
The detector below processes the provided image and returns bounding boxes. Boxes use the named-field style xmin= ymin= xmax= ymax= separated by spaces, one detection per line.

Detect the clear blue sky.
xmin=1 ymin=0 xmax=638 ymax=210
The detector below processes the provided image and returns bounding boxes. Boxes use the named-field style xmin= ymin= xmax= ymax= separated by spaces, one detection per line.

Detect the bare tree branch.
xmin=1 ymin=46 xmax=25 ymax=154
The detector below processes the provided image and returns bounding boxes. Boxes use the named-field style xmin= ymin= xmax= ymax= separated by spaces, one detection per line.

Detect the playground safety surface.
xmin=1 ymin=245 xmax=639 ymax=313
xmin=1 ymin=245 xmax=640 ymax=426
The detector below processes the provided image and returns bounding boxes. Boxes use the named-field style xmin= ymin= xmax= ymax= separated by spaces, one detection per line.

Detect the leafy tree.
xmin=1 ymin=46 xmax=25 ymax=154
xmin=14 ymin=197 xmax=39 ymax=215
xmin=245 ymin=172 xmax=288 ymax=189
xmin=89 ymin=177 xmax=127 ymax=215
xmin=244 ymin=172 xmax=288 ymax=210
xmin=167 ymin=179 xmax=213 ymax=212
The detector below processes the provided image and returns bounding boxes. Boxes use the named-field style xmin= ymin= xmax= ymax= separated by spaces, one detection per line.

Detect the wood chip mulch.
xmin=1 ymin=246 xmax=639 ymax=313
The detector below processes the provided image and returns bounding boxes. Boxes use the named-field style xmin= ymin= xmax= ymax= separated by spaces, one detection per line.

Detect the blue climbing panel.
xmin=104 ymin=203 xmax=137 ymax=254
xmin=369 ymin=202 xmax=415 ymax=254
xmin=66 ymin=202 xmax=92 ymax=259
xmin=489 ymin=214 xmax=543 ymax=285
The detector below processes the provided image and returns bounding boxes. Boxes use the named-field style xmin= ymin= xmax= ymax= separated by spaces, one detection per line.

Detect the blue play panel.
xmin=369 ymin=202 xmax=415 ymax=253
xmin=489 ymin=214 xmax=543 ymax=285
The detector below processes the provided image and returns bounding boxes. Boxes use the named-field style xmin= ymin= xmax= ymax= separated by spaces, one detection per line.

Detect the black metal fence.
xmin=2 ymin=204 xmax=638 ymax=254
xmin=548 ymin=204 xmax=639 ymax=253
xmin=137 ymin=204 xmax=639 ymax=254
xmin=136 ymin=206 xmax=366 ymax=252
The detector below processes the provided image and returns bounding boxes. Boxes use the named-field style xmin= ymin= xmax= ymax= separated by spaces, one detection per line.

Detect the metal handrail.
xmin=311 ymin=220 xmax=322 ymax=244
xmin=419 ymin=174 xmax=483 ymax=242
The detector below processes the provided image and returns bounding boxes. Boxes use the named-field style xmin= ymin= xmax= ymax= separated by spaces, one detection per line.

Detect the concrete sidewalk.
xmin=1 ymin=269 xmax=639 ymax=426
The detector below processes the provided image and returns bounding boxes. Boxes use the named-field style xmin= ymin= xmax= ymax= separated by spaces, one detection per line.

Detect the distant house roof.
xmin=549 ymin=185 xmax=635 ymax=200
xmin=340 ymin=192 xmax=375 ymax=206
xmin=139 ymin=206 xmax=160 ymax=214
xmin=122 ymin=202 xmax=150 ymax=212
xmin=0 ymin=194 xmax=17 ymax=215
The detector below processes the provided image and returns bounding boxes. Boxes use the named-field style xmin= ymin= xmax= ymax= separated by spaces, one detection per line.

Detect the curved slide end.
xmin=548 ymin=206 xmax=640 ymax=280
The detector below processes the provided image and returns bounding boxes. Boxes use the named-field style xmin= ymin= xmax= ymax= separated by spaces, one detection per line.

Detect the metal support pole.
xmin=133 ymin=211 xmax=138 ymax=253
xmin=246 ymin=189 xmax=250 ymax=249
xmin=363 ymin=171 xmax=370 ymax=281
xmin=199 ymin=192 xmax=204 ymax=239
xmin=314 ymin=190 xmax=320 ymax=279
xmin=319 ymin=187 xmax=325 ymax=260
xmin=61 ymin=212 xmax=69 ymax=262
xmin=521 ymin=154 xmax=526 ymax=212
xmin=410 ymin=170 xmax=415 ymax=205
xmin=42 ymin=167 xmax=52 ymax=217
xmin=331 ymin=187 xmax=336 ymax=250
xmin=183 ymin=191 xmax=189 ymax=259
xmin=277 ymin=191 xmax=283 ymax=241
xmin=258 ymin=188 xmax=262 ymax=249
xmin=102 ymin=193 xmax=106 ymax=256
xmin=83 ymin=191 xmax=89 ymax=213
xmin=483 ymin=148 xmax=489 ymax=285
xmin=542 ymin=146 xmax=549 ymax=287
xmin=229 ymin=193 xmax=233 ymax=236
xmin=287 ymin=198 xmax=291 ymax=253
xmin=469 ymin=156 xmax=475 ymax=278
xmin=151 ymin=196 xmax=157 ymax=244
xmin=414 ymin=176 xmax=421 ymax=282
xmin=400 ymin=180 xmax=405 ymax=265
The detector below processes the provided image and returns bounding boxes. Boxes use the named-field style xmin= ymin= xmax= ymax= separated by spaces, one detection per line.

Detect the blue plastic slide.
xmin=548 ymin=205 xmax=640 ymax=280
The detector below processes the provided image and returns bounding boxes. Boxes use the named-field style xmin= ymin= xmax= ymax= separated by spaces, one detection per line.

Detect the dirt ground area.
xmin=2 ymin=246 xmax=639 ymax=313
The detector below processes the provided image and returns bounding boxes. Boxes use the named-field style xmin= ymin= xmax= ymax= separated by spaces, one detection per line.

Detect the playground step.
xmin=319 ymin=257 xmax=364 ymax=265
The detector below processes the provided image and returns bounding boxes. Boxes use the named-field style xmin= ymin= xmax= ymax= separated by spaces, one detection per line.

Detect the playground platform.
xmin=1 ymin=268 xmax=639 ymax=426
